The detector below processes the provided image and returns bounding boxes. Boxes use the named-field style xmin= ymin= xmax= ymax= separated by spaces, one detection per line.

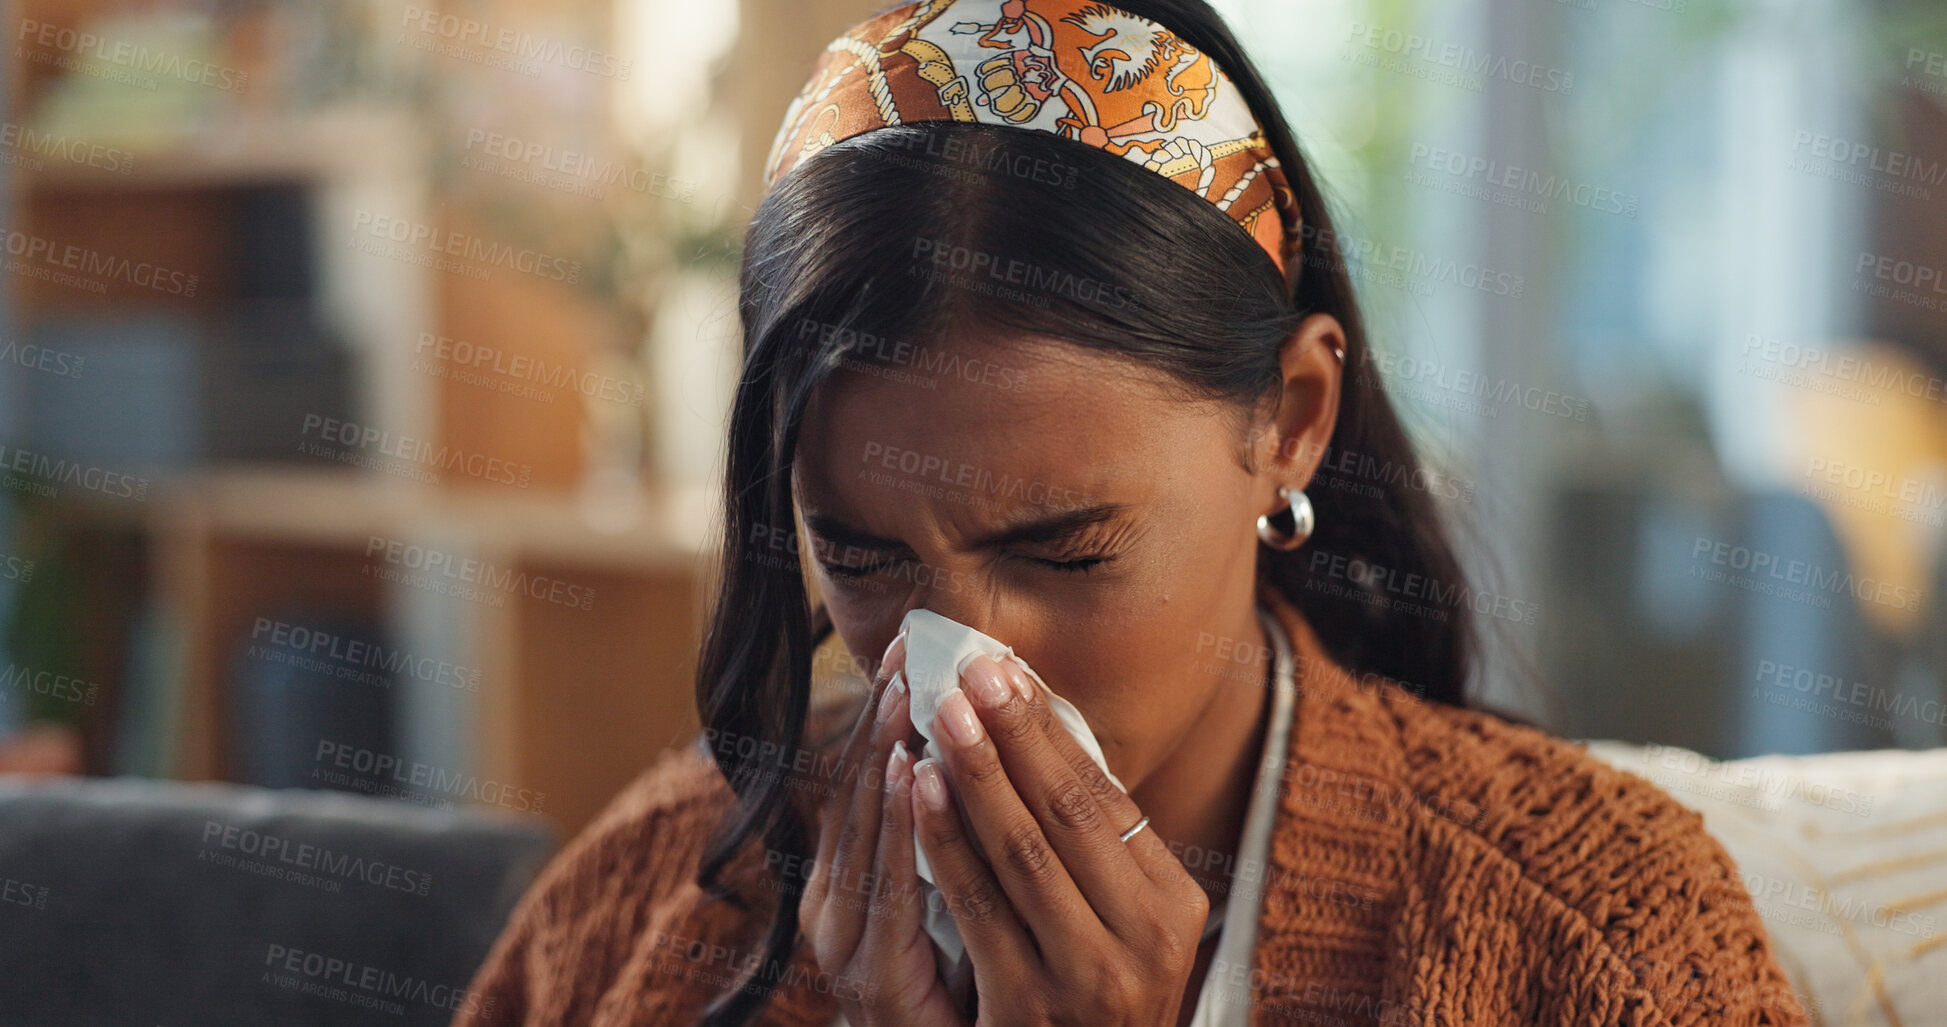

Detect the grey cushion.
xmin=0 ymin=775 xmax=553 ymax=1027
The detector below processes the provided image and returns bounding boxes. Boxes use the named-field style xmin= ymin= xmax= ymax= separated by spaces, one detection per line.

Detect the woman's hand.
xmin=913 ymin=654 xmax=1211 ymax=1026
xmin=800 ymin=631 xmax=967 ymax=1025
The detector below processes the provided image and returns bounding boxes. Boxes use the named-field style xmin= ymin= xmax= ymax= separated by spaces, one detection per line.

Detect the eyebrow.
xmin=802 ymin=502 xmax=1129 ymax=553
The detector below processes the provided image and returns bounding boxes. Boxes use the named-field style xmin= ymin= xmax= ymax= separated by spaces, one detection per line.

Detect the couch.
xmin=0 ymin=775 xmax=553 ymax=1027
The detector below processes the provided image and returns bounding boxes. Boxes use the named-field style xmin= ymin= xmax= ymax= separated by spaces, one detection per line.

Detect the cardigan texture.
xmin=452 ymin=584 xmax=1809 ymax=1026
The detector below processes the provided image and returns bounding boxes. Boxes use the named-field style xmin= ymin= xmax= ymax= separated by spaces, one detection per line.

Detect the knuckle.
xmin=926 ymin=806 xmax=969 ymax=850
xmin=952 ymin=876 xmax=1005 ymax=928
xmin=1046 ymin=780 xmax=1100 ymax=832
xmin=835 ymin=818 xmax=863 ymax=858
xmin=1069 ymin=753 xmax=1118 ymax=799
xmin=956 ymin=749 xmax=1008 ymax=790
xmin=1087 ymin=970 xmax=1138 ymax=1012
xmin=866 ymin=875 xmax=913 ymax=923
xmin=989 ymin=700 xmax=1040 ymax=744
xmin=1158 ymin=858 xmax=1206 ymax=901
xmin=1000 ymin=824 xmax=1057 ymax=882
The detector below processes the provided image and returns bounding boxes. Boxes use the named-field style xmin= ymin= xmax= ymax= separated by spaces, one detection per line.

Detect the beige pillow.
xmin=1582 ymin=740 xmax=1947 ymax=1025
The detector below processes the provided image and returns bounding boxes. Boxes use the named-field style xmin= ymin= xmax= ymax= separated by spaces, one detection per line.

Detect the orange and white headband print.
xmin=764 ymin=0 xmax=1304 ymax=277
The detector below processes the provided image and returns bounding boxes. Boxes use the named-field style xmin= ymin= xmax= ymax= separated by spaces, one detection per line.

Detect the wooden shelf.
xmin=126 ymin=468 xmax=711 ymax=572
xmin=104 ymin=468 xmax=718 ymax=837
xmin=18 ymin=108 xmax=424 ymax=193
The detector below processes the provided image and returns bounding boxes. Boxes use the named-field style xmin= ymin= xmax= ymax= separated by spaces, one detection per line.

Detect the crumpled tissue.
xmin=892 ymin=607 xmax=1127 ymax=1006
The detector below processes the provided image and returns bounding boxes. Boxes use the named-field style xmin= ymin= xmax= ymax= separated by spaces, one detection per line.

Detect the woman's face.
xmin=791 ymin=325 xmax=1339 ymax=788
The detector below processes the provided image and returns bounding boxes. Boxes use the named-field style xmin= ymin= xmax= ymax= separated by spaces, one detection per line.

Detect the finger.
xmin=929 ymin=687 xmax=1095 ymax=952
xmin=822 ymin=668 xmax=912 ymax=955
xmin=910 ymin=756 xmax=1037 ymax=975
xmin=810 ymin=630 xmax=908 ymax=902
xmin=856 ymin=740 xmax=965 ymax=1022
xmin=957 ymin=654 xmax=1158 ymax=931
xmin=1002 ymin=656 xmax=1188 ymax=887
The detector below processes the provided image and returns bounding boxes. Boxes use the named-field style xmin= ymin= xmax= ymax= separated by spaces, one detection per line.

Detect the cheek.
xmin=1023 ymin=616 xmax=1220 ymax=752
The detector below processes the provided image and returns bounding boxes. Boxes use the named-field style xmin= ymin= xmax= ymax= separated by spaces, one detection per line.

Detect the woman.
xmin=454 ymin=1 xmax=1809 ymax=1024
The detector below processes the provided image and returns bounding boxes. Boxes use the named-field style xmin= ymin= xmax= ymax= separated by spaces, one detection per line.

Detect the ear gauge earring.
xmin=1256 ymin=485 xmax=1315 ymax=551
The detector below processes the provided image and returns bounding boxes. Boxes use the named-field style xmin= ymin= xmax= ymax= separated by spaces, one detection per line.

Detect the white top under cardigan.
xmin=827 ymin=603 xmax=1296 ymax=1026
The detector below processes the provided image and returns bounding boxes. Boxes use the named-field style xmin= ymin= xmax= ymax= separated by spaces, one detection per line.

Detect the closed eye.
xmin=1026 ymin=554 xmax=1111 ymax=575
xmin=820 ymin=559 xmax=894 ymax=579
xmin=819 ymin=554 xmax=1114 ymax=578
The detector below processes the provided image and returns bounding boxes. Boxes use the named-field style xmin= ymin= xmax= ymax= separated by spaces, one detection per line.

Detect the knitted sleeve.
xmin=1399 ymin=704 xmax=1811 ymax=1026
xmin=1587 ymin=773 xmax=1812 ymax=1026
xmin=450 ymin=743 xmax=741 ymax=1027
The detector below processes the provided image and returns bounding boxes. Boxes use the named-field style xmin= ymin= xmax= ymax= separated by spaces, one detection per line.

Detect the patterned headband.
xmin=763 ymin=0 xmax=1303 ymax=277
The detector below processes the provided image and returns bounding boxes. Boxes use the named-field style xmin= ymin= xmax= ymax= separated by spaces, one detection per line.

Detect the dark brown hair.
xmin=694 ymin=2 xmax=1476 ymax=1021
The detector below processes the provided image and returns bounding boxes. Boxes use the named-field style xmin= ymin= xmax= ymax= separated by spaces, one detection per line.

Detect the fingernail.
xmin=963 ymin=656 xmax=1011 ymax=709
xmin=914 ymin=758 xmax=948 ymax=811
xmin=938 ymin=689 xmax=982 ymax=746
xmin=875 ymin=672 xmax=906 ymax=725
xmin=880 ymin=629 xmax=907 ymax=671
xmin=886 ymin=740 xmax=912 ymax=789
xmin=1002 ymin=658 xmax=1037 ymax=703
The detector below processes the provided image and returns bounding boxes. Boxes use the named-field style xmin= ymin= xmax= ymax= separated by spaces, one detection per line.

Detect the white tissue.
xmin=892 ymin=608 xmax=1126 ymax=1001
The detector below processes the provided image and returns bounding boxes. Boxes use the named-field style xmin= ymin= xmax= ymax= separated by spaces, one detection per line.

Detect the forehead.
xmin=793 ymin=332 xmax=1222 ymax=507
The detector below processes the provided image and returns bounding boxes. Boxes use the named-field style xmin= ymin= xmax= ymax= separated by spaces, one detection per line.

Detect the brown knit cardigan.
xmin=453 ymin=585 xmax=1809 ymax=1026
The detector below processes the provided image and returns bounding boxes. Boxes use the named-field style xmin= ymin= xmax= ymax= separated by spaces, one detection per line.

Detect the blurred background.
xmin=0 ymin=0 xmax=1944 ymax=1018
xmin=3 ymin=0 xmax=1946 ymax=830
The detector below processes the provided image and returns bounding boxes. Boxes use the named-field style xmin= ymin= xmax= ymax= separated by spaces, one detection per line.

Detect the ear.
xmin=1250 ymin=313 xmax=1344 ymax=506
